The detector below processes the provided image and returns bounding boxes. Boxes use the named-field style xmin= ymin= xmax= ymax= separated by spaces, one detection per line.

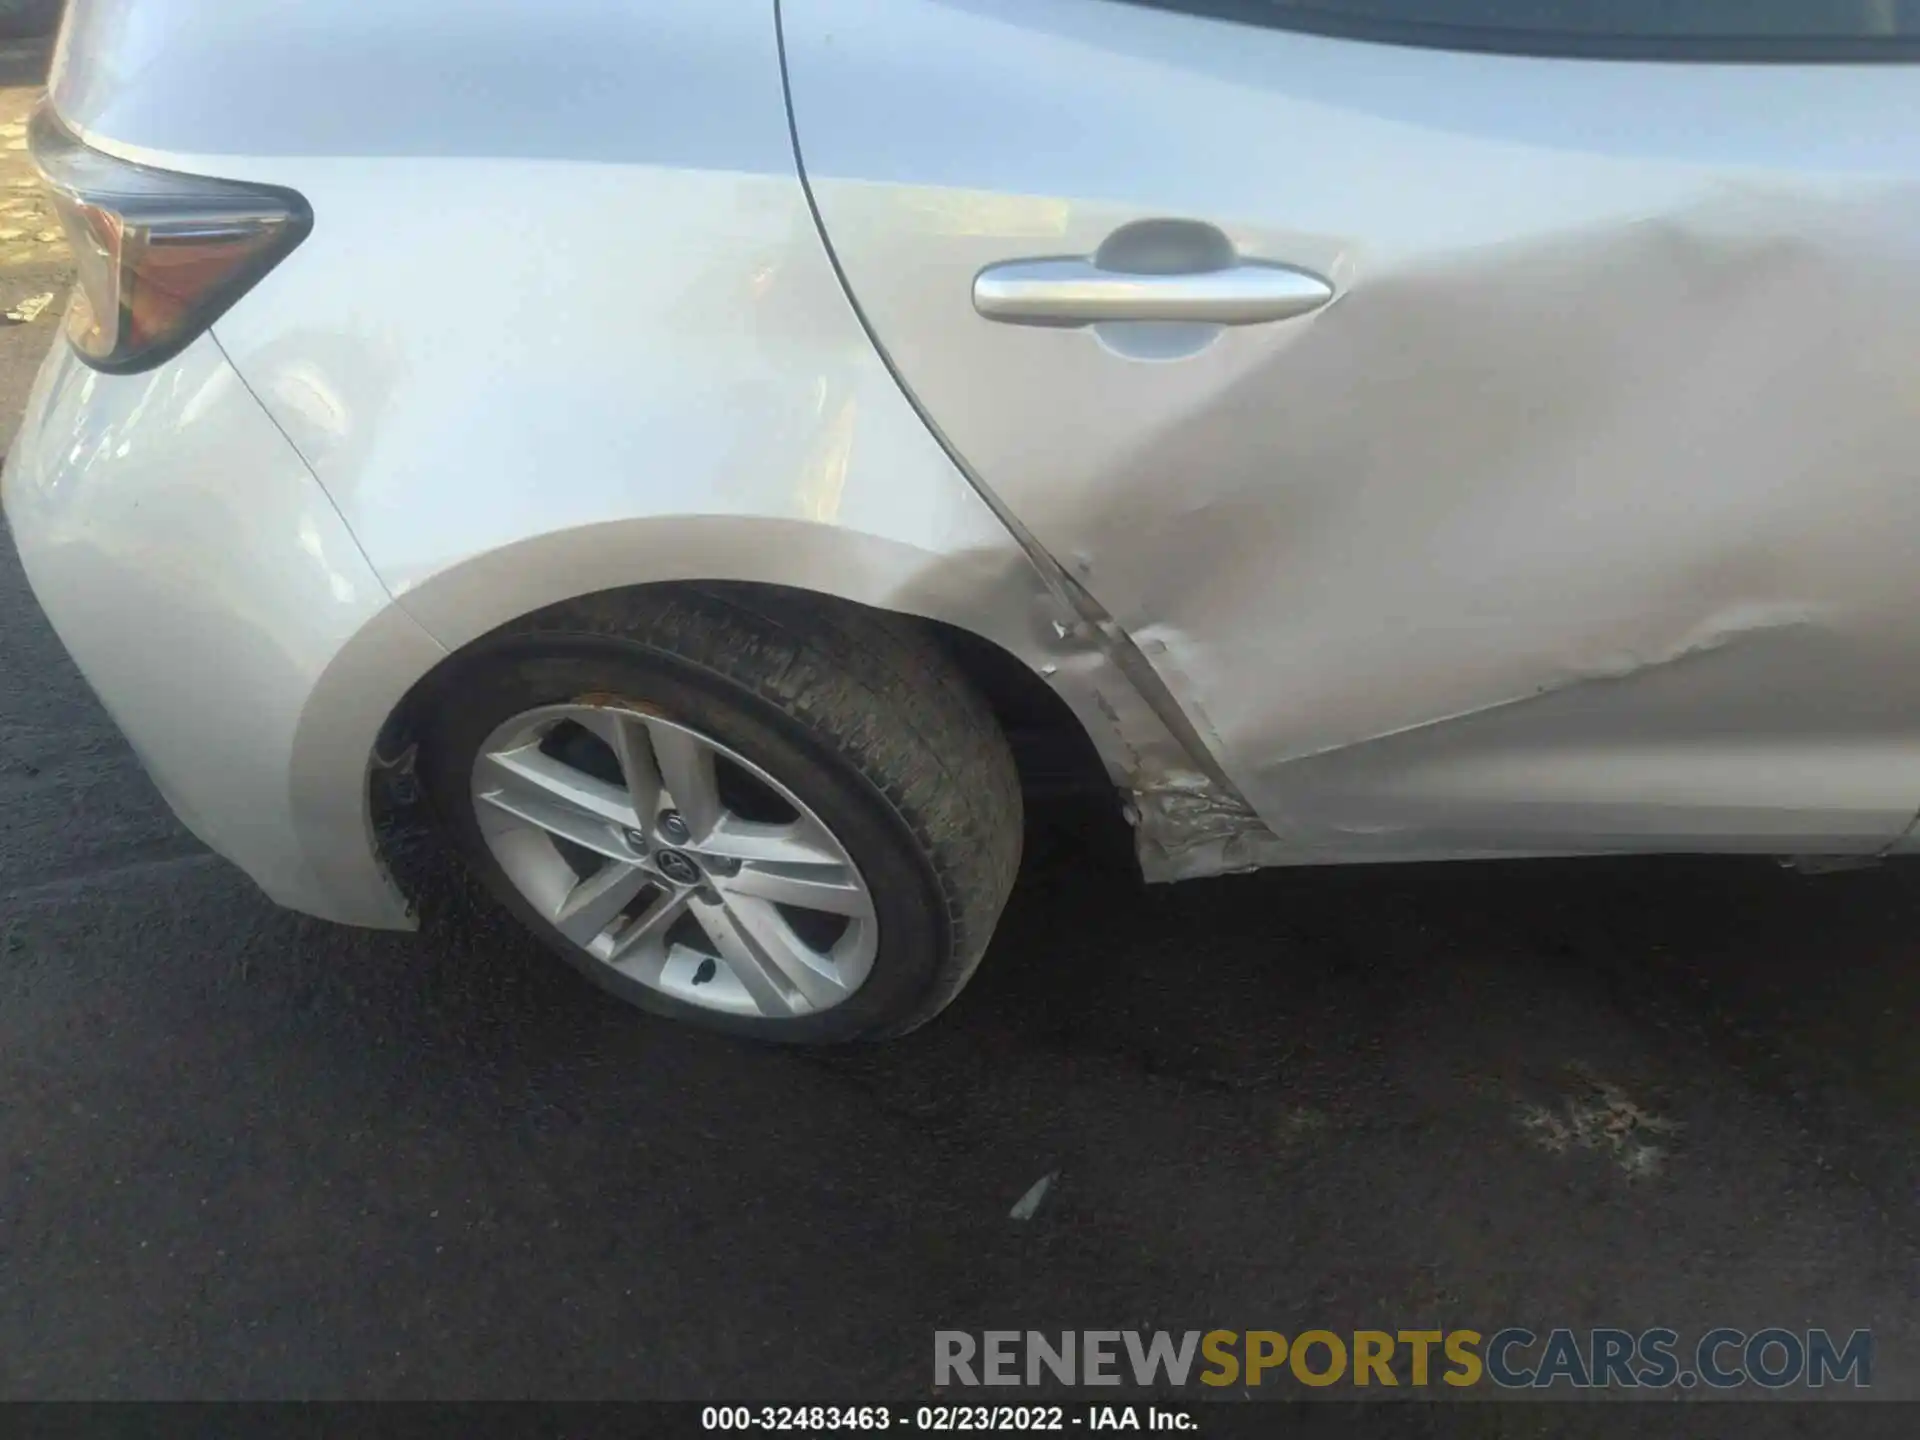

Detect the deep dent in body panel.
xmin=996 ymin=192 xmax=1920 ymax=868
xmin=54 ymin=0 xmax=1920 ymax=884
xmin=1232 ymin=603 xmax=1821 ymax=775
xmin=769 ymin=0 xmax=1279 ymax=880
xmin=1131 ymin=601 xmax=1828 ymax=874
xmin=781 ymin=0 xmax=1920 ymax=864
xmin=780 ymin=177 xmax=1892 ymax=876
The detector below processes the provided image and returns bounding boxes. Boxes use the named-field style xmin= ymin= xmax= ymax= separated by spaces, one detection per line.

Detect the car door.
xmin=781 ymin=0 xmax=1920 ymax=860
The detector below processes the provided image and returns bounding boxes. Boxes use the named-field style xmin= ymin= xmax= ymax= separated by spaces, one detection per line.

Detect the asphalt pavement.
xmin=3 ymin=45 xmax=1920 ymax=1421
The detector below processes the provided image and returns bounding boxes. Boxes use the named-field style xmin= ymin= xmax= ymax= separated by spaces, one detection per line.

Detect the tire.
xmin=416 ymin=584 xmax=1024 ymax=1043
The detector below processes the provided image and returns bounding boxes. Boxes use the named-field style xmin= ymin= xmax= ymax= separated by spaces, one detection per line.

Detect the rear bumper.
xmin=1 ymin=333 xmax=443 ymax=927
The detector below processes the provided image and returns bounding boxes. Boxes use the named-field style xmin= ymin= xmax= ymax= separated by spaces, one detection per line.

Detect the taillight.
xmin=28 ymin=102 xmax=311 ymax=375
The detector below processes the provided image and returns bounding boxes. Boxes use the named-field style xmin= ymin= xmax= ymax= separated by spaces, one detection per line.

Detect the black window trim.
xmin=1111 ymin=0 xmax=1920 ymax=62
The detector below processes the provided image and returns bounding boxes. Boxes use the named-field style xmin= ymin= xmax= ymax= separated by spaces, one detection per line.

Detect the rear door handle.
xmin=972 ymin=258 xmax=1334 ymax=327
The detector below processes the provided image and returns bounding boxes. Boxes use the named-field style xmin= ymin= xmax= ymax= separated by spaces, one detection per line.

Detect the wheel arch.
xmin=377 ymin=567 xmax=1117 ymax=818
xmin=365 ymin=508 xmax=1130 ymax=870
xmin=367 ymin=570 xmax=1120 ymax=940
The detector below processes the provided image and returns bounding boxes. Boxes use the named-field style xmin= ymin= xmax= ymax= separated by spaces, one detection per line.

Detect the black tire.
xmin=416 ymin=584 xmax=1024 ymax=1043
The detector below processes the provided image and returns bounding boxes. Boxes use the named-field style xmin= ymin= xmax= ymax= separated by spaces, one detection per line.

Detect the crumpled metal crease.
xmin=786 ymin=3 xmax=1920 ymax=872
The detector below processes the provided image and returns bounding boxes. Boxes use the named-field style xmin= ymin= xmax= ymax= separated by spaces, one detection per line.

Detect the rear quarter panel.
xmin=45 ymin=0 xmax=1190 ymax=809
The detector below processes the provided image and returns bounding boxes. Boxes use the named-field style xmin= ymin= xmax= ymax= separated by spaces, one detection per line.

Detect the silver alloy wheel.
xmin=469 ymin=702 xmax=879 ymax=1018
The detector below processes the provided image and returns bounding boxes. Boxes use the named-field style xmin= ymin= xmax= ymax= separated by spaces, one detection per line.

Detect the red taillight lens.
xmin=28 ymin=103 xmax=311 ymax=374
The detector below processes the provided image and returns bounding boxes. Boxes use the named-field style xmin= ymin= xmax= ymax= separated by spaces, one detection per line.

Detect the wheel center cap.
xmin=653 ymin=849 xmax=701 ymax=886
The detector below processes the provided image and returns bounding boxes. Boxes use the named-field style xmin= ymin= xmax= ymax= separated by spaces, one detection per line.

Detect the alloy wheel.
xmin=469 ymin=702 xmax=878 ymax=1017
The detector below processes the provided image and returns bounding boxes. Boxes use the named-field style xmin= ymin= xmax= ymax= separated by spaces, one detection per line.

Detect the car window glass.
xmin=1122 ymin=0 xmax=1920 ymax=55
xmin=1251 ymin=1 xmax=1920 ymax=38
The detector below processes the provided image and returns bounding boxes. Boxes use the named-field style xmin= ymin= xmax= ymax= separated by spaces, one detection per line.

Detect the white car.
xmin=9 ymin=0 xmax=1920 ymax=1042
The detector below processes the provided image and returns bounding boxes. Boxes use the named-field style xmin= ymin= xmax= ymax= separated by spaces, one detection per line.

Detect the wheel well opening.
xmin=368 ymin=581 xmax=1126 ymax=926
xmin=912 ymin=615 xmax=1112 ymax=801
xmin=374 ymin=582 xmax=1115 ymax=805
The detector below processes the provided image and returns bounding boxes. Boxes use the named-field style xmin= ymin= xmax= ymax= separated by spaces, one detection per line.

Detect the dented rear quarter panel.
xmin=42 ymin=0 xmax=1920 ymax=885
xmin=786 ymin=0 xmax=1920 ymax=861
xmin=42 ymin=0 xmax=1248 ymax=879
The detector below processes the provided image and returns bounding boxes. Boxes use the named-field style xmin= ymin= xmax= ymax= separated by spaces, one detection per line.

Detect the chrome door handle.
xmin=972 ymin=258 xmax=1333 ymax=327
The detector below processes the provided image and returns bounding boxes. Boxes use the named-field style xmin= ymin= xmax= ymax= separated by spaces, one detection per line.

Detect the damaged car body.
xmin=8 ymin=0 xmax=1920 ymax=1042
xmin=786 ymin=0 xmax=1920 ymax=868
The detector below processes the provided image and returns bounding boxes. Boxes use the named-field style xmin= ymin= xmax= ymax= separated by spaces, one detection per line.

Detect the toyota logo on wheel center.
xmin=654 ymin=850 xmax=701 ymax=886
